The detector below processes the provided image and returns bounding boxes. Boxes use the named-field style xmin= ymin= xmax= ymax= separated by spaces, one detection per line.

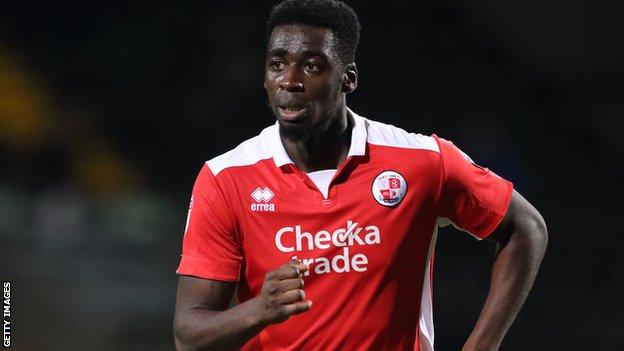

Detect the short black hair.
xmin=267 ymin=0 xmax=361 ymax=64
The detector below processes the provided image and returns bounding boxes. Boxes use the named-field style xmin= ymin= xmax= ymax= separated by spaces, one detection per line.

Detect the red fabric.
xmin=177 ymin=136 xmax=512 ymax=350
xmin=434 ymin=136 xmax=513 ymax=239
xmin=177 ymin=165 xmax=243 ymax=281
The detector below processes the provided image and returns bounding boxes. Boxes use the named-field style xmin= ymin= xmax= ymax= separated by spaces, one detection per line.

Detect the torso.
xmin=207 ymin=114 xmax=442 ymax=350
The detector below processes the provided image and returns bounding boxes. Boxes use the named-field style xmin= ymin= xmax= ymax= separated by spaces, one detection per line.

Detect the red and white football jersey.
xmin=177 ymin=109 xmax=513 ymax=350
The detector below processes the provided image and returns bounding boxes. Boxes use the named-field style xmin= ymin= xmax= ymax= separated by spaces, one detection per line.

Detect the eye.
xmin=269 ymin=59 xmax=286 ymax=71
xmin=304 ymin=61 xmax=321 ymax=73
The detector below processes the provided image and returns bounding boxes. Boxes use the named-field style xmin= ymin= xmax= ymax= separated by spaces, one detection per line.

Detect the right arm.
xmin=174 ymin=260 xmax=313 ymax=351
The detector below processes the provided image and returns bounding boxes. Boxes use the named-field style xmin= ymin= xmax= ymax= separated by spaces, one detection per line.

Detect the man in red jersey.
xmin=173 ymin=0 xmax=548 ymax=350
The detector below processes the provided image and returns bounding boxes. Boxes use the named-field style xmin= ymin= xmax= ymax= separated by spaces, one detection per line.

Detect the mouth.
xmin=277 ymin=105 xmax=307 ymax=122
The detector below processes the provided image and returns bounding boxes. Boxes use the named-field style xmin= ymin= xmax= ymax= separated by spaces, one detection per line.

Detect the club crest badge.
xmin=371 ymin=170 xmax=407 ymax=207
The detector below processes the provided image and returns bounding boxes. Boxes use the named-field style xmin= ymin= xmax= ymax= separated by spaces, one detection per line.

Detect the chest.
xmin=231 ymin=153 xmax=440 ymax=290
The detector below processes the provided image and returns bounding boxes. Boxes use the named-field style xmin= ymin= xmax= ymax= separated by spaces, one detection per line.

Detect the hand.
xmin=254 ymin=260 xmax=313 ymax=325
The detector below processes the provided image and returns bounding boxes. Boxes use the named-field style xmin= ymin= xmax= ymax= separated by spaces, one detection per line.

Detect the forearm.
xmin=464 ymin=218 xmax=548 ymax=350
xmin=174 ymin=297 xmax=266 ymax=351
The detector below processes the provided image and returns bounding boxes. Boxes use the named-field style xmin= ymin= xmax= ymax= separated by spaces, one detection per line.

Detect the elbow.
xmin=174 ymin=336 xmax=187 ymax=351
xmin=173 ymin=310 xmax=222 ymax=351
xmin=533 ymin=210 xmax=548 ymax=250
xmin=173 ymin=312 xmax=202 ymax=351
xmin=174 ymin=337 xmax=194 ymax=351
xmin=521 ymin=209 xmax=548 ymax=260
xmin=173 ymin=315 xmax=190 ymax=351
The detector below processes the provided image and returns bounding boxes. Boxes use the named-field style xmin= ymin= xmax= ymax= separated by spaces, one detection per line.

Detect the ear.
xmin=342 ymin=62 xmax=358 ymax=93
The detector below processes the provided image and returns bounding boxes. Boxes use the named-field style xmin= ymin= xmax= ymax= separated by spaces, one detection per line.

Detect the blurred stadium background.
xmin=1 ymin=1 xmax=622 ymax=350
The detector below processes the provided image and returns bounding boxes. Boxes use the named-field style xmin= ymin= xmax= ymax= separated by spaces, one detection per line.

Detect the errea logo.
xmin=251 ymin=187 xmax=275 ymax=212
xmin=251 ymin=187 xmax=274 ymax=202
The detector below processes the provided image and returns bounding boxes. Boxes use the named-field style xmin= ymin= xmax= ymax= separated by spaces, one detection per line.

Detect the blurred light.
xmin=0 ymin=43 xmax=54 ymax=154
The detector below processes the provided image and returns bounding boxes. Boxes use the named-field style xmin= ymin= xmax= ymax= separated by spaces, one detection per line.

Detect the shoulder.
xmin=205 ymin=124 xmax=276 ymax=176
xmin=363 ymin=117 xmax=440 ymax=153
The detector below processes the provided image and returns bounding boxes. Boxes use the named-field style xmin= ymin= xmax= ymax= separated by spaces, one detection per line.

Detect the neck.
xmin=280 ymin=107 xmax=352 ymax=173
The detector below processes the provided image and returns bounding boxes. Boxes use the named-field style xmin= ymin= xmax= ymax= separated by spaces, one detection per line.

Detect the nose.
xmin=279 ymin=66 xmax=304 ymax=92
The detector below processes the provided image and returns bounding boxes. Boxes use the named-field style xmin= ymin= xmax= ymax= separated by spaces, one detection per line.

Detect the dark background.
xmin=1 ymin=1 xmax=623 ymax=350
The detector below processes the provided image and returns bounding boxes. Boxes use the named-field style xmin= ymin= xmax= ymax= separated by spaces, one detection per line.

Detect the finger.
xmin=278 ymin=277 xmax=305 ymax=292
xmin=276 ymin=289 xmax=305 ymax=305
xmin=281 ymin=300 xmax=313 ymax=316
xmin=276 ymin=262 xmax=308 ymax=280
xmin=286 ymin=259 xmax=310 ymax=273
xmin=285 ymin=259 xmax=310 ymax=273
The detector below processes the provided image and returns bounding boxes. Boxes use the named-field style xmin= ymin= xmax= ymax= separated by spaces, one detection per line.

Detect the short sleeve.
xmin=434 ymin=136 xmax=513 ymax=239
xmin=176 ymin=164 xmax=243 ymax=281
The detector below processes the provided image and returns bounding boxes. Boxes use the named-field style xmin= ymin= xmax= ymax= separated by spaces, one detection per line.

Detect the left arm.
xmin=462 ymin=190 xmax=548 ymax=351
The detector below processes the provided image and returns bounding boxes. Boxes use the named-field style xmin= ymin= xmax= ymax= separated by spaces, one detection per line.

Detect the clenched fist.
xmin=253 ymin=260 xmax=313 ymax=325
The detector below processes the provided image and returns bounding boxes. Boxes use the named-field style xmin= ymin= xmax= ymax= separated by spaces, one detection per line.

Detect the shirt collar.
xmin=269 ymin=107 xmax=368 ymax=168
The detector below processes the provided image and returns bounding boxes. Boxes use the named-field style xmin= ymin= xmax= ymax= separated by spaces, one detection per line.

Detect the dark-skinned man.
xmin=174 ymin=1 xmax=548 ymax=350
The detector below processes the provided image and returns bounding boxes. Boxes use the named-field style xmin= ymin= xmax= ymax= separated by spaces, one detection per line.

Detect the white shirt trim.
xmin=306 ymin=169 xmax=337 ymax=199
xmin=271 ymin=107 xmax=368 ymax=168
xmin=206 ymin=107 xmax=438 ymax=176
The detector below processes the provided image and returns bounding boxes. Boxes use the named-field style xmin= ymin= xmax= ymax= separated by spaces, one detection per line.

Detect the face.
xmin=264 ymin=24 xmax=357 ymax=140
